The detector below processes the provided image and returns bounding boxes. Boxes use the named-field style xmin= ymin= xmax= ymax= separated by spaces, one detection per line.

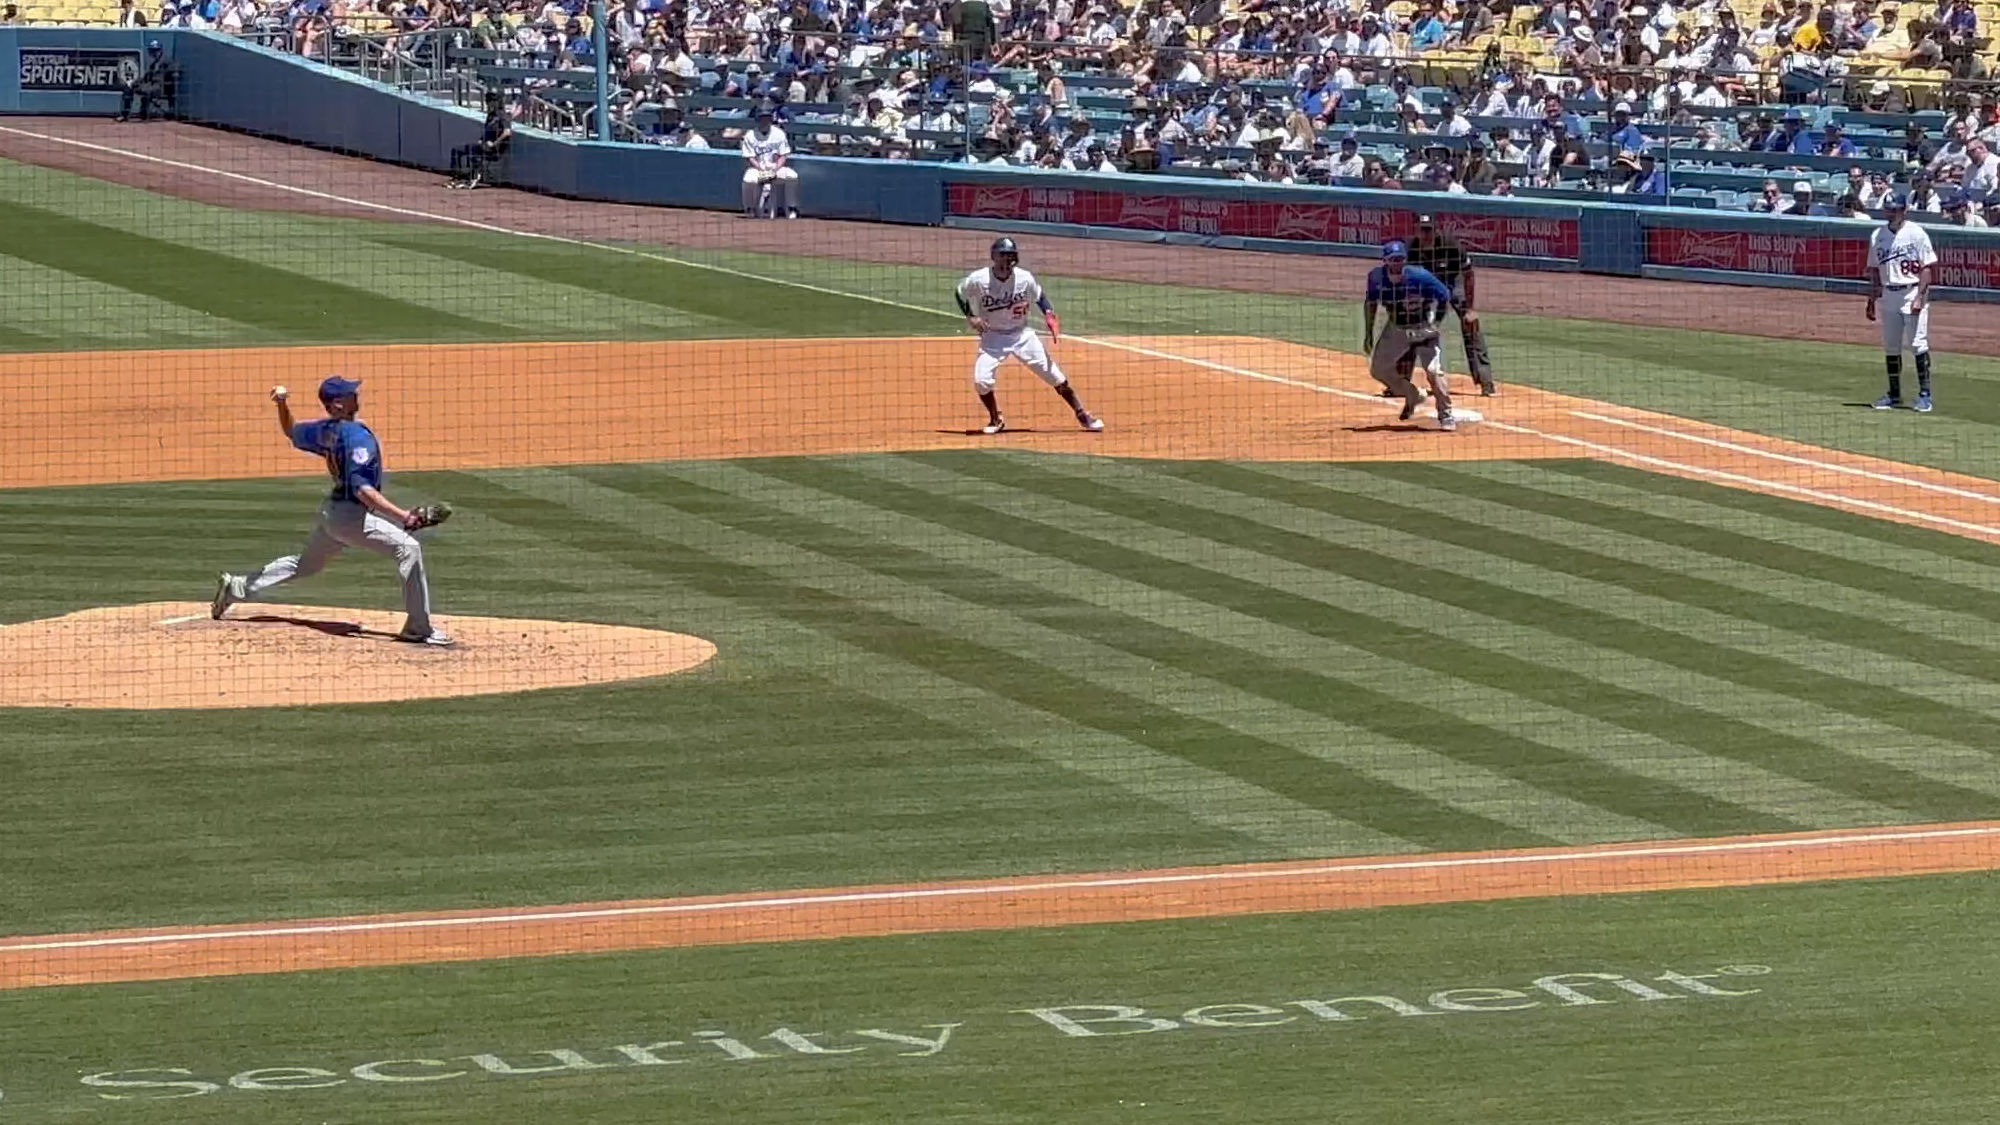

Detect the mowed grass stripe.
xmin=1362 ymin=462 xmax=2000 ymax=674
xmin=369 ymin=231 xmax=944 ymax=338
xmin=983 ymin=454 xmax=2000 ymax=819
xmin=0 ymin=255 xmax=263 ymax=349
xmin=1410 ymin=460 xmax=2000 ymax=645
xmin=879 ymin=454 xmax=1913 ymax=830
xmin=456 ymin=469 xmax=1485 ymax=851
xmin=416 ymin=472 xmax=1404 ymax=858
xmin=549 ymin=465 xmax=1534 ymax=849
xmin=740 ymin=455 xmax=1769 ymax=840
xmin=1162 ymin=461 xmax=2000 ymax=752
xmin=674 ymin=458 xmax=1672 ymax=844
xmin=0 ymin=202 xmax=508 ymax=342
xmin=1550 ymin=459 xmax=2000 ymax=572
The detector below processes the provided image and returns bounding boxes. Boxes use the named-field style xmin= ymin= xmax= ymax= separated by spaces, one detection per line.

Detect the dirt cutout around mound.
xmin=2 ymin=822 xmax=1994 ymax=990
xmin=0 ymin=601 xmax=716 ymax=709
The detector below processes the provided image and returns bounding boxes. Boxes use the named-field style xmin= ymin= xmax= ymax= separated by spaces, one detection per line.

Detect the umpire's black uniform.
xmin=117 ymin=41 xmax=177 ymax=122
xmin=1408 ymin=219 xmax=1497 ymax=394
xmin=449 ymin=97 xmax=513 ymax=188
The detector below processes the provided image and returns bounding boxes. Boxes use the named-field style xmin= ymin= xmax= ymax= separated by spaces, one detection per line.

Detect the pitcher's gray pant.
xmin=243 ymin=499 xmax=434 ymax=636
xmin=1370 ymin=323 xmax=1451 ymax=416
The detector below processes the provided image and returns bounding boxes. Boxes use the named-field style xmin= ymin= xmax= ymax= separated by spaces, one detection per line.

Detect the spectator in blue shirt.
xmin=1766 ymin=109 xmax=1817 ymax=154
xmin=1818 ymin=121 xmax=1858 ymax=157
xmin=1628 ymin=151 xmax=1669 ymax=195
xmin=1410 ymin=2 xmax=1448 ymax=50
xmin=1607 ymin=102 xmax=1647 ymax=157
xmin=1540 ymin=92 xmax=1584 ymax=140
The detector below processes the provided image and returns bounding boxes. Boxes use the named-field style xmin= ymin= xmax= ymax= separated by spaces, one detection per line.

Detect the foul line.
xmin=5 ymin=126 xmax=1990 ymax=539
xmin=4 ymin=823 xmax=1995 ymax=955
xmin=1572 ymin=410 xmax=2000 ymax=507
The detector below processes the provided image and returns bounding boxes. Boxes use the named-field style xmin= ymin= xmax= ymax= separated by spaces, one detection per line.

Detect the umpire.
xmin=115 ymin=40 xmax=176 ymax=123
xmin=1408 ymin=213 xmax=1497 ymax=395
xmin=448 ymin=91 xmax=512 ymax=189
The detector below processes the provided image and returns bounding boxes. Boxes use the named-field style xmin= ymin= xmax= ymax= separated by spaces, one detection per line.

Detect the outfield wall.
xmin=4 ymin=27 xmax=1998 ymax=297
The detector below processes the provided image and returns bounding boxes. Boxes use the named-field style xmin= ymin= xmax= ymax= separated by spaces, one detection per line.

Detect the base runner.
xmin=955 ymin=237 xmax=1104 ymax=435
xmin=1363 ymin=240 xmax=1458 ymax=431
xmin=1866 ymin=193 xmax=1938 ymax=412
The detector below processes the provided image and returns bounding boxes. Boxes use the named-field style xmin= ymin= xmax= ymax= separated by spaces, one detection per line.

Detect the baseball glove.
xmin=405 ymin=502 xmax=453 ymax=532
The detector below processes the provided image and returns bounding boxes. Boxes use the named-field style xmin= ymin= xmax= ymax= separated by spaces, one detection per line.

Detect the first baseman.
xmin=1866 ymin=192 xmax=1939 ymax=412
xmin=956 ymin=237 xmax=1104 ymax=435
xmin=211 ymin=376 xmax=454 ymax=646
xmin=1363 ymin=240 xmax=1458 ymax=431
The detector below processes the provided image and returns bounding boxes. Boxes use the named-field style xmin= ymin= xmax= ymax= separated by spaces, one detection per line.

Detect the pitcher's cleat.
xmin=981 ymin=415 xmax=1008 ymax=435
xmin=396 ymin=629 xmax=454 ymax=648
xmin=210 ymin=572 xmax=242 ymax=620
xmin=1077 ymin=411 xmax=1105 ymax=432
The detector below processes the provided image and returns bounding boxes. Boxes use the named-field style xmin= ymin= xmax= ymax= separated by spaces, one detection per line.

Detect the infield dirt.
xmin=7 ymin=334 xmax=2000 ymax=546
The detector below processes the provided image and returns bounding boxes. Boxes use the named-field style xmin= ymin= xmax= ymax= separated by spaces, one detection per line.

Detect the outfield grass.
xmin=4 ymin=874 xmax=1997 ymax=1123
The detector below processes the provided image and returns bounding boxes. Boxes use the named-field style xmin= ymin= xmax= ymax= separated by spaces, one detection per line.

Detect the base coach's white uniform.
xmin=1871 ymin=218 xmax=1937 ymax=356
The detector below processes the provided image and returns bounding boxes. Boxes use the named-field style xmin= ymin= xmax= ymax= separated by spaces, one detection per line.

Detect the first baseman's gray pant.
xmin=242 ymin=499 xmax=434 ymax=636
xmin=1370 ymin=323 xmax=1451 ymax=416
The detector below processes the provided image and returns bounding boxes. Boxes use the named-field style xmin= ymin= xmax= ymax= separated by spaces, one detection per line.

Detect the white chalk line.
xmin=155 ymin=613 xmax=203 ymax=626
xmin=1571 ymin=410 xmax=2000 ymax=507
xmin=3 ymin=823 xmax=1994 ymax=955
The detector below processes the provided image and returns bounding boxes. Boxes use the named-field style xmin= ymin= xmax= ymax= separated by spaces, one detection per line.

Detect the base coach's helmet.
xmin=990 ymin=237 xmax=1020 ymax=261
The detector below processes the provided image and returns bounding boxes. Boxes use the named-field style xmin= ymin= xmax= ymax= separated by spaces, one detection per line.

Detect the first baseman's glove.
xmin=405 ymin=502 xmax=453 ymax=532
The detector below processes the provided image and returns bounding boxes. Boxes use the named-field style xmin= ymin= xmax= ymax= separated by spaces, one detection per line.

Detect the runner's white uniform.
xmin=741 ymin=124 xmax=798 ymax=184
xmin=1871 ymin=219 xmax=1937 ymax=356
xmin=958 ymin=265 xmax=1067 ymax=392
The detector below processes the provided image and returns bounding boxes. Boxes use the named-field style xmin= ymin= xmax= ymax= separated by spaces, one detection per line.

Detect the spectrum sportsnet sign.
xmin=945 ymin=184 xmax=1580 ymax=260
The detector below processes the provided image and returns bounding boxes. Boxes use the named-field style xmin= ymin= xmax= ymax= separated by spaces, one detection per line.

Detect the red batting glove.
xmin=1045 ymin=311 xmax=1062 ymax=340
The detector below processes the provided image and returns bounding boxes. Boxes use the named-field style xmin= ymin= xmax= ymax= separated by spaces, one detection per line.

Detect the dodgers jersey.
xmin=740 ymin=125 xmax=791 ymax=170
xmin=957 ymin=266 xmax=1044 ymax=334
xmin=291 ymin=418 xmax=384 ymax=503
xmin=1871 ymin=221 xmax=1937 ymax=287
xmin=1365 ymin=264 xmax=1452 ymax=327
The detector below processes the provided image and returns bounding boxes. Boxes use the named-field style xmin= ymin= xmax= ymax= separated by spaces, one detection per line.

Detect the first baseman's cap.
xmin=1884 ymin=192 xmax=1910 ymax=210
xmin=318 ymin=375 xmax=362 ymax=400
xmin=1381 ymin=239 xmax=1408 ymax=260
xmin=991 ymin=236 xmax=1020 ymax=256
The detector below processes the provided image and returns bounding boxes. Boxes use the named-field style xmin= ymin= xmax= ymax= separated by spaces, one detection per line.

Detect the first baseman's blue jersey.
xmin=1365 ymin=264 xmax=1452 ymax=327
xmin=291 ymin=418 xmax=383 ymax=502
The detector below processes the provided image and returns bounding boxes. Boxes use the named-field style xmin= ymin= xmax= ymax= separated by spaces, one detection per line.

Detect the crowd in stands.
xmin=81 ymin=0 xmax=2000 ymax=221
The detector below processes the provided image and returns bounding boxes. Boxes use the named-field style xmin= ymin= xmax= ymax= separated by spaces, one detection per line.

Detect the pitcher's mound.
xmin=0 ymin=602 xmax=717 ymax=710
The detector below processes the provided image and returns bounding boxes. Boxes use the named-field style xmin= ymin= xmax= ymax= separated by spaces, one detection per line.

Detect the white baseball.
xmin=271 ymin=385 xmax=288 ymax=401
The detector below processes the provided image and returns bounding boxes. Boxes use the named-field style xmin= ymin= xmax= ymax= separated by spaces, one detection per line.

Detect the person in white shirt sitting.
xmin=1330 ymin=134 xmax=1367 ymax=177
xmin=1962 ymin=139 xmax=2000 ymax=197
xmin=740 ymin=105 xmax=799 ymax=218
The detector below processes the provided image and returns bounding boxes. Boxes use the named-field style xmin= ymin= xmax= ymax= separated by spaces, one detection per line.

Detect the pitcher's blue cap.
xmin=1382 ymin=239 xmax=1408 ymax=260
xmin=318 ymin=375 xmax=362 ymax=400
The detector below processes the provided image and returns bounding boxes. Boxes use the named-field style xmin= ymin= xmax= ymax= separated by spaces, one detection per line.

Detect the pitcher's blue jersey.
xmin=1365 ymin=264 xmax=1452 ymax=327
xmin=291 ymin=419 xmax=383 ymax=502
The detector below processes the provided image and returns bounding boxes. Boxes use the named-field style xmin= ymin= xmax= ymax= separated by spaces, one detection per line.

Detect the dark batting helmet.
xmin=990 ymin=237 xmax=1020 ymax=261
